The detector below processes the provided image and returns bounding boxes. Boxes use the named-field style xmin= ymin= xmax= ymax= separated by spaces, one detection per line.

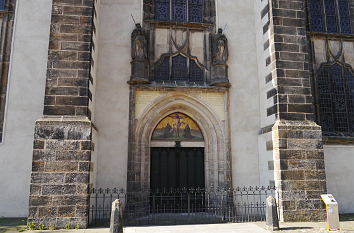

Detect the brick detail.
xmin=267 ymin=0 xmax=314 ymax=121
xmin=44 ymin=0 xmax=94 ymax=117
xmin=272 ymin=120 xmax=326 ymax=222
xmin=28 ymin=117 xmax=93 ymax=229
xmin=0 ymin=0 xmax=16 ymax=142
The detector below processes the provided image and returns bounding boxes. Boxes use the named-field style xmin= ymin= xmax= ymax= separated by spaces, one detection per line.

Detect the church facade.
xmin=0 ymin=0 xmax=354 ymax=229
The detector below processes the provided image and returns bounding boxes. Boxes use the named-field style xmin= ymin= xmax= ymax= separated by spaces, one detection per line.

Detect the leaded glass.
xmin=189 ymin=60 xmax=204 ymax=82
xmin=317 ymin=63 xmax=354 ymax=136
xmin=172 ymin=55 xmax=187 ymax=81
xmin=324 ymin=0 xmax=338 ymax=33
xmin=330 ymin=64 xmax=348 ymax=132
xmin=338 ymin=0 xmax=352 ymax=34
xmin=156 ymin=0 xmax=170 ymax=21
xmin=318 ymin=67 xmax=333 ymax=133
xmin=173 ymin=0 xmax=187 ymax=22
xmin=346 ymin=70 xmax=354 ymax=133
xmin=155 ymin=58 xmax=170 ymax=81
xmin=188 ymin=0 xmax=203 ymax=23
xmin=310 ymin=0 xmax=324 ymax=32
xmin=0 ymin=0 xmax=4 ymax=11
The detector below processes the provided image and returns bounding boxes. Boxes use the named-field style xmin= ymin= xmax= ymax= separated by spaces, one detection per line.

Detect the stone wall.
xmin=28 ymin=0 xmax=95 ymax=228
xmin=28 ymin=118 xmax=92 ymax=228
xmin=267 ymin=0 xmax=327 ymax=221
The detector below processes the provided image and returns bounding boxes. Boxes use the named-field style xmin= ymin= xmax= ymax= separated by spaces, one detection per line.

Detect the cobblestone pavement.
xmin=23 ymin=221 xmax=354 ymax=233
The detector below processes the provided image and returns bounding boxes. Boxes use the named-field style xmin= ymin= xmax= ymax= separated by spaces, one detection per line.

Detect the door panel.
xmin=150 ymin=147 xmax=205 ymax=190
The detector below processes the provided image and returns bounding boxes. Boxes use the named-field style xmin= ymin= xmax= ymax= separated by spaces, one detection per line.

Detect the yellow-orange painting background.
xmin=155 ymin=113 xmax=200 ymax=131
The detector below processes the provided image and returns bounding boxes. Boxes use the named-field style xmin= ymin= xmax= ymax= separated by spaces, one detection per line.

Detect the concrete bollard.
xmin=266 ymin=196 xmax=279 ymax=231
xmin=110 ymin=199 xmax=123 ymax=233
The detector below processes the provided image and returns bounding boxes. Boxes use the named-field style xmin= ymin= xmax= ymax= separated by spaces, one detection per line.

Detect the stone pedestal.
xmin=129 ymin=60 xmax=150 ymax=84
xmin=272 ymin=120 xmax=326 ymax=222
xmin=266 ymin=196 xmax=279 ymax=231
xmin=110 ymin=199 xmax=123 ymax=233
xmin=28 ymin=117 xmax=93 ymax=229
xmin=210 ymin=65 xmax=230 ymax=87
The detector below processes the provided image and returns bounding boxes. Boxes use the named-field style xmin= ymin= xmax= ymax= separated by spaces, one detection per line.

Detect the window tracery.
xmin=155 ymin=0 xmax=204 ymax=23
xmin=309 ymin=0 xmax=352 ymax=34
xmin=316 ymin=62 xmax=354 ymax=137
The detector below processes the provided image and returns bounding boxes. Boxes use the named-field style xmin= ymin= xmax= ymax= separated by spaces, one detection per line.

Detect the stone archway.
xmin=127 ymin=92 xmax=231 ymax=193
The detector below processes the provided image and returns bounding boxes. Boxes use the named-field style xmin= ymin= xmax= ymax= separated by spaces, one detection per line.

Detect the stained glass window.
xmin=173 ymin=0 xmax=187 ymax=22
xmin=310 ymin=0 xmax=324 ymax=32
xmin=338 ymin=0 xmax=352 ymax=34
xmin=188 ymin=0 xmax=203 ymax=23
xmin=154 ymin=0 xmax=203 ymax=23
xmin=155 ymin=57 xmax=170 ymax=81
xmin=309 ymin=0 xmax=352 ymax=34
xmin=317 ymin=63 xmax=354 ymax=137
xmin=189 ymin=60 xmax=204 ymax=82
xmin=155 ymin=0 xmax=170 ymax=21
xmin=172 ymin=55 xmax=188 ymax=81
xmin=0 ymin=0 xmax=4 ymax=11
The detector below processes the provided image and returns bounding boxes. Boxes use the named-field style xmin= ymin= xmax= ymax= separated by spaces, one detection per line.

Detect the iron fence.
xmin=89 ymin=186 xmax=277 ymax=226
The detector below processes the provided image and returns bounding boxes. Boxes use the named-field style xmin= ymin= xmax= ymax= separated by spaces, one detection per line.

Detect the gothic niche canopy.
xmin=152 ymin=112 xmax=204 ymax=141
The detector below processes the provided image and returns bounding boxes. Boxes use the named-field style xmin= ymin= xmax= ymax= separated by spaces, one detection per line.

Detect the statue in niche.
xmin=131 ymin=23 xmax=147 ymax=60
xmin=212 ymin=28 xmax=228 ymax=64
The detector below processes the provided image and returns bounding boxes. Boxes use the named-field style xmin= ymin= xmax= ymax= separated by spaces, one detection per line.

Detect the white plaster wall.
xmin=0 ymin=0 xmax=51 ymax=217
xmin=217 ymin=0 xmax=261 ymax=187
xmin=324 ymin=145 xmax=354 ymax=213
xmin=93 ymin=0 xmax=141 ymax=189
xmin=254 ymin=0 xmax=275 ymax=187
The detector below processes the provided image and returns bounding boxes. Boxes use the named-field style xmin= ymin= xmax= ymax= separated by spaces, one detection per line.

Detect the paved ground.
xmin=22 ymin=221 xmax=354 ymax=233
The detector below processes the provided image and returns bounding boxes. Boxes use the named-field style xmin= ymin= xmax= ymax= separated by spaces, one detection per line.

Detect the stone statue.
xmin=129 ymin=23 xmax=150 ymax=84
xmin=131 ymin=23 xmax=147 ymax=60
xmin=213 ymin=28 xmax=228 ymax=64
xmin=210 ymin=28 xmax=230 ymax=87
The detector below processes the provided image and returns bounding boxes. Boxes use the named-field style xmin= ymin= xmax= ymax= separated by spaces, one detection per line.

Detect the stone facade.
xmin=28 ymin=117 xmax=93 ymax=228
xmin=265 ymin=0 xmax=327 ymax=221
xmin=28 ymin=0 xmax=95 ymax=228
xmin=0 ymin=0 xmax=351 ymax=226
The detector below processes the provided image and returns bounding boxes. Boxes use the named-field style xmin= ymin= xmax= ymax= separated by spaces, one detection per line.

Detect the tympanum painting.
xmin=152 ymin=113 xmax=204 ymax=141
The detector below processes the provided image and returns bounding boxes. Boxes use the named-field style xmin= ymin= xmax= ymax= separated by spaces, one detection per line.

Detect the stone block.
xmin=110 ymin=199 xmax=123 ymax=233
xmin=266 ymin=196 xmax=279 ymax=231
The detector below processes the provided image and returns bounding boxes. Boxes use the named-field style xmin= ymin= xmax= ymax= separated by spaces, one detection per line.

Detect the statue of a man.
xmin=131 ymin=23 xmax=147 ymax=60
xmin=213 ymin=28 xmax=228 ymax=64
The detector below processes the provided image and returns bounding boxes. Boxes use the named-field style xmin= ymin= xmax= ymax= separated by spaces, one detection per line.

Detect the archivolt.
xmin=128 ymin=92 xmax=231 ymax=192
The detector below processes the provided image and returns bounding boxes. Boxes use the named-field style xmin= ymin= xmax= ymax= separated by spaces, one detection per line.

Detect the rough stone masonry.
xmin=28 ymin=0 xmax=95 ymax=228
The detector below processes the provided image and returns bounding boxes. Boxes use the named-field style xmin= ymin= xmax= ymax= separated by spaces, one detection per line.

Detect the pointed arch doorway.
xmin=150 ymin=112 xmax=205 ymax=192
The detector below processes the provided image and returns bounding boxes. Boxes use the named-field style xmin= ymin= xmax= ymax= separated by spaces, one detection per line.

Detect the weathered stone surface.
xmin=110 ymin=199 xmax=123 ymax=233
xmin=266 ymin=196 xmax=279 ymax=231
xmin=272 ymin=120 xmax=326 ymax=222
xmin=28 ymin=117 xmax=93 ymax=229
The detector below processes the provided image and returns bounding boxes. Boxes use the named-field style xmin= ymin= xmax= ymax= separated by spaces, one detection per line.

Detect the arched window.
xmin=154 ymin=55 xmax=204 ymax=83
xmin=155 ymin=0 xmax=204 ymax=23
xmin=309 ymin=0 xmax=352 ymax=34
xmin=316 ymin=63 xmax=354 ymax=137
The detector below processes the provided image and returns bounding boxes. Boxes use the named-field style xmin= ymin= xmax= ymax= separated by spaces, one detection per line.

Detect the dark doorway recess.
xmin=150 ymin=147 xmax=205 ymax=191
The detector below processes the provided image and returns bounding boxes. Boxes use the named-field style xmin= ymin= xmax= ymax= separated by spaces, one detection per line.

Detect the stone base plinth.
xmin=28 ymin=117 xmax=93 ymax=229
xmin=272 ymin=120 xmax=327 ymax=222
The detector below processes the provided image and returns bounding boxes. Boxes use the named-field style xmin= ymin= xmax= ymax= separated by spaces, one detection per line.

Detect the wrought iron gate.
xmin=89 ymin=186 xmax=277 ymax=226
